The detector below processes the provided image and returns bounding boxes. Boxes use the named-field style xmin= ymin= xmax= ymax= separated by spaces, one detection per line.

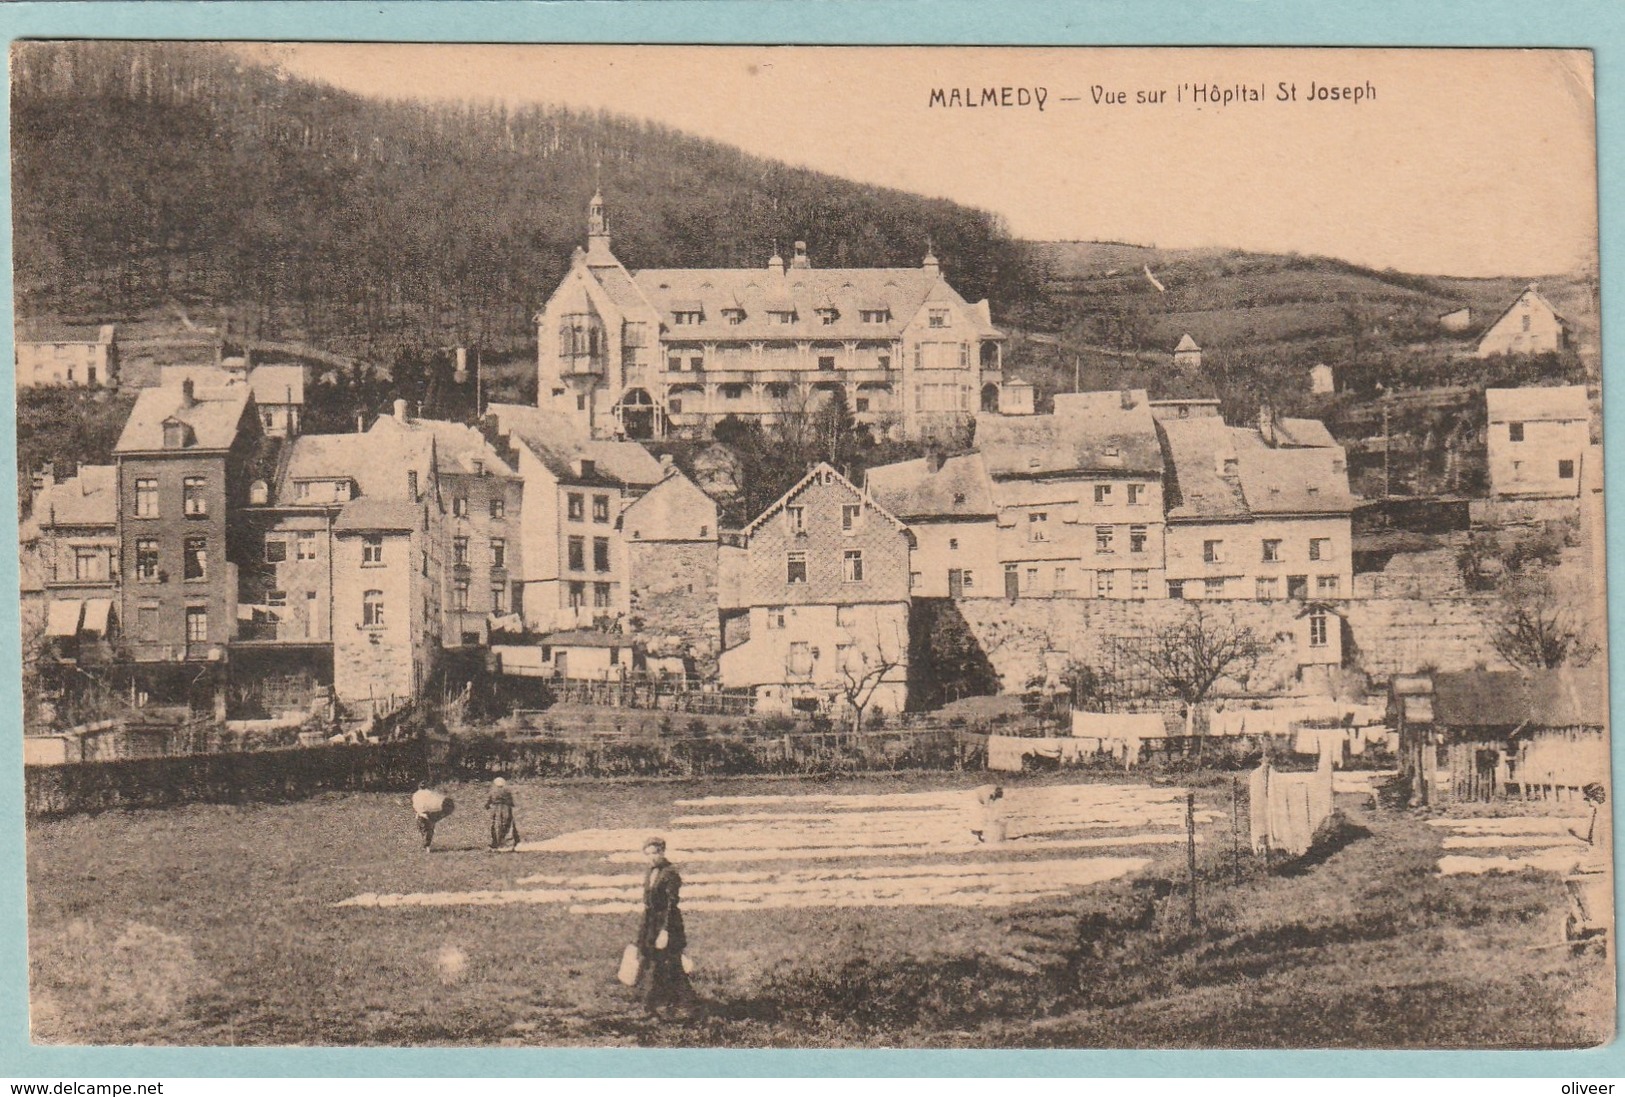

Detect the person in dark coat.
xmin=485 ymin=777 xmax=520 ymax=852
xmin=635 ymin=836 xmax=698 ymax=1016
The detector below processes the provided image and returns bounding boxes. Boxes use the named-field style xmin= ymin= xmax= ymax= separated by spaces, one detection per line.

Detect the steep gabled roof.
xmin=1157 ymin=417 xmax=1248 ymax=521
xmin=115 ymin=385 xmax=253 ymax=454
xmin=865 ymin=453 xmax=995 ymax=520
xmin=487 ymin=403 xmax=664 ymax=487
xmin=976 ymin=390 xmax=1163 ymax=479
xmin=1232 ymin=428 xmax=1354 ymax=516
xmin=34 ymin=466 xmax=117 ymax=528
xmin=277 ymin=427 xmax=436 ymax=504
xmin=742 ymin=462 xmax=909 ymax=539
xmin=1477 ymin=284 xmax=1569 ymax=344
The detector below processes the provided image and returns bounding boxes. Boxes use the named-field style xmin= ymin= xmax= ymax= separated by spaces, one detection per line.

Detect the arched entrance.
xmin=981 ymin=383 xmax=1000 ymax=412
xmin=615 ymin=388 xmax=661 ymax=440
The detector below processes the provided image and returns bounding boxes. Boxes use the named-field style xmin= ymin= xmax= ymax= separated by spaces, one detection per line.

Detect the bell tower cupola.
xmin=586 ymin=187 xmax=612 ymax=262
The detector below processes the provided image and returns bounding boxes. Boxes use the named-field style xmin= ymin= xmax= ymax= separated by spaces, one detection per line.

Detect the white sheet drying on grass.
xmin=1431 ymin=815 xmax=1590 ymax=875
xmin=337 ymin=855 xmax=1154 ymax=911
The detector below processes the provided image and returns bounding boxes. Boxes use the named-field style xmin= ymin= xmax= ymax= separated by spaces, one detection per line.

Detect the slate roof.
xmin=247 ymin=365 xmax=306 ymax=406
xmin=975 ymin=390 xmax=1163 ymax=479
xmin=540 ymin=630 xmax=636 ymax=649
xmin=34 ymin=466 xmax=117 ymax=527
xmin=1431 ymin=667 xmax=1608 ymax=729
xmin=1273 ymin=417 xmax=1337 ymax=448
xmin=487 ymin=403 xmax=663 ymax=487
xmin=370 ymin=414 xmax=516 ymax=478
xmin=114 ymin=385 xmax=252 ymax=454
xmin=865 ymin=453 xmax=996 ymax=520
xmin=1157 ymin=417 xmax=1248 ymax=521
xmin=333 ymin=499 xmax=422 ymax=532
xmin=16 ymin=320 xmax=115 ymax=344
xmin=1485 ymin=385 xmax=1590 ymax=423
xmin=276 ymin=429 xmax=435 ymax=504
xmin=743 ymin=461 xmax=909 ymax=538
xmin=1159 ymin=417 xmax=1352 ymax=520
xmin=629 ymin=265 xmax=1001 ymax=343
xmin=1232 ymin=428 xmax=1354 ymax=516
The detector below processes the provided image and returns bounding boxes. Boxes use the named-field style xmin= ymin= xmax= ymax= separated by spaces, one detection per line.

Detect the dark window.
xmin=568 ymin=536 xmax=585 ymax=571
xmin=490 ymin=497 xmax=506 ymax=519
xmin=1509 ymin=422 xmax=1525 ymax=442
xmin=183 ymin=537 xmax=207 ymax=581
xmin=567 ymin=493 xmax=584 ymax=521
xmin=264 ymin=538 xmax=287 ymax=563
xmin=593 ymin=495 xmax=611 ymax=523
xmin=593 ymin=537 xmax=611 ymax=572
xmin=1559 ymin=459 xmax=1576 ymax=479
xmin=787 ymin=552 xmax=808 ymax=584
xmin=183 ymin=476 xmax=207 ymax=517
xmin=594 ymin=582 xmax=611 ymax=609
xmin=135 ymin=539 xmax=159 ymax=582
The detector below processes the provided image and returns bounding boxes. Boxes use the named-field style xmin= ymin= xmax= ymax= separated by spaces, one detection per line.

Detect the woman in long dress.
xmin=485 ymin=777 xmax=519 ymax=851
xmin=635 ymin=837 xmax=698 ymax=1017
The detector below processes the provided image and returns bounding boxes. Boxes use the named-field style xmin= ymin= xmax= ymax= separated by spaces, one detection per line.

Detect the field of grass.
xmin=26 ymin=770 xmax=1612 ymax=1048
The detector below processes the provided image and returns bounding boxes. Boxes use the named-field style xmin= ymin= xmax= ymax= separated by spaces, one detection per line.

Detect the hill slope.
xmin=13 ymin=42 xmax=1036 ymax=361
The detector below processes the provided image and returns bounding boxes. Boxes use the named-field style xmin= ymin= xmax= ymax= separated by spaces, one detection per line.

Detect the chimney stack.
xmin=791 ymin=240 xmax=811 ymax=269
xmin=181 ymin=379 xmax=196 ymax=409
xmin=356 ymin=413 xmax=366 ymax=434
xmin=394 ymin=398 xmax=409 ymax=424
xmin=1120 ymin=389 xmax=1136 ymax=411
xmin=1257 ymin=402 xmax=1277 ymax=446
xmin=768 ymin=250 xmax=785 ymax=275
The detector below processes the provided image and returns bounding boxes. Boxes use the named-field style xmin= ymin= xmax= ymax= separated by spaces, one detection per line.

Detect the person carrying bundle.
xmin=411 ymin=782 xmax=455 ymax=852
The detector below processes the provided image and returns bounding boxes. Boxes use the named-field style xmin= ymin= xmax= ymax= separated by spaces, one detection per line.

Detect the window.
xmin=786 ymin=505 xmax=805 ymax=534
xmin=137 ymin=604 xmax=158 ymax=640
xmin=185 ymin=606 xmax=208 ymax=643
xmin=909 ymin=571 xmax=920 ymax=590
xmin=1096 ymin=570 xmax=1115 ymax=597
xmin=362 ymin=536 xmax=384 ymax=566
xmin=183 ymin=537 xmax=207 ymax=581
xmin=1096 ymin=525 xmax=1115 ymax=554
xmin=1559 ymin=459 xmax=1576 ymax=479
xmin=1094 ymin=484 xmax=1114 ymax=505
xmin=1204 ymin=578 xmax=1226 ymax=599
xmin=1127 ymin=483 xmax=1146 ymax=506
xmin=454 ymin=536 xmax=469 ymax=565
xmin=134 ymin=478 xmax=158 ymax=518
xmin=669 ymin=397 xmax=684 ymax=415
xmin=1521 ymin=313 xmax=1532 ymax=333
xmin=452 ymin=579 xmax=469 ymax=610
xmin=843 ymin=550 xmax=864 ymax=582
xmin=568 ymin=493 xmax=585 ymax=522
xmin=878 ymin=354 xmax=891 ymax=371
xmin=1203 ymin=540 xmax=1223 ymax=564
xmin=928 ymin=308 xmax=950 ymax=328
xmin=407 ymin=471 xmax=418 ymax=500
xmin=264 ymin=537 xmax=287 ymax=564
xmin=568 ymin=582 xmax=586 ymax=609
xmin=568 ymin=536 xmax=585 ymax=572
xmin=490 ymin=497 xmax=506 ymax=520
xmin=1026 ymin=567 xmax=1039 ymax=589
xmin=722 ymin=308 xmax=745 ymax=325
xmin=1309 ymin=612 xmax=1329 ymax=648
xmin=855 ymin=398 xmax=870 ymax=413
xmin=1130 ymin=525 xmax=1147 ymax=554
xmin=135 ymin=539 xmax=159 ymax=582
xmin=1054 ymin=566 xmax=1070 ymax=590
xmin=1257 ymin=578 xmax=1279 ymax=600
xmin=1308 ymin=538 xmax=1332 ymax=562
xmin=592 ymin=495 xmax=611 ymax=523
xmin=74 ymin=547 xmax=105 ymax=582
xmin=689 ymin=355 xmax=704 ymax=373
xmin=183 ymin=476 xmax=207 ymax=516
xmin=672 ymin=308 xmax=703 ymax=325
xmin=787 ymin=552 xmax=808 ymax=584
xmin=491 ymin=539 xmax=506 ymax=569
xmin=593 ymin=537 xmax=611 ymax=572
xmin=861 ymin=309 xmax=891 ymax=324
xmin=1168 ymin=581 xmax=1185 ymax=599
xmin=788 ymin=641 xmax=813 ymax=674
xmin=363 ymin=590 xmax=384 ymax=627
xmin=491 ymin=585 xmax=508 ymax=614
xmin=842 ymin=503 xmax=861 ymax=532
xmin=421 ymin=550 xmax=429 ymax=577
xmin=766 ymin=606 xmax=786 ymax=630
xmin=818 ymin=355 xmax=837 ymax=371
xmin=305 ymin=591 xmax=318 ymax=638
xmin=949 ymin=538 xmax=960 ymax=551
xmin=770 ymin=310 xmax=796 ymax=326
xmin=1317 ymin=575 xmax=1341 ymax=596
xmin=1131 ymin=569 xmax=1150 ymax=596
xmin=962 ymin=570 xmax=976 ymax=590
xmin=593 ymin=582 xmax=611 ymax=609
xmin=1028 ymin=512 xmax=1049 ymax=542
xmin=1262 ymin=539 xmax=1282 ymax=563
xmin=667 ymin=355 xmax=683 ymax=373
xmin=296 ymin=532 xmax=317 ymax=560
xmin=1508 ymin=422 xmax=1525 ymax=442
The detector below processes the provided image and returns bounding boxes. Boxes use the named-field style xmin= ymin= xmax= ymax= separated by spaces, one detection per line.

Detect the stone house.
xmin=247 ymin=365 xmax=307 ymax=438
xmin=719 ymin=463 xmax=913 ymax=715
xmin=532 ymin=189 xmax=1004 ymax=441
xmin=975 ymin=389 xmax=1167 ymax=601
xmin=16 ymin=320 xmax=117 ymax=387
xmin=622 ymin=468 xmax=722 ymax=677
xmin=1475 ymin=284 xmax=1570 ymax=358
xmin=1484 ymin=385 xmax=1591 ymax=499
xmin=29 ymin=465 xmax=120 ymax=661
xmin=485 ymin=402 xmax=664 ymax=634
xmin=1158 ymin=407 xmax=1354 ymax=602
xmin=865 ymin=452 xmax=999 ymax=600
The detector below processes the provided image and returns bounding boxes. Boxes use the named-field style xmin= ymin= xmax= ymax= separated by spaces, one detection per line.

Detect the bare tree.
xmin=1121 ymin=605 xmax=1269 ymax=729
xmin=1489 ymin=569 xmax=1599 ymax=670
xmin=836 ymin=622 xmax=908 ymax=734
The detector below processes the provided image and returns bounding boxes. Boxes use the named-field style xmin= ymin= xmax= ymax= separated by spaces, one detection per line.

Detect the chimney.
xmin=1120 ymin=389 xmax=1136 ymax=411
xmin=454 ymin=347 xmax=468 ymax=384
xmin=1257 ymin=402 xmax=1277 ymax=446
xmin=180 ymin=379 xmax=196 ymax=409
xmin=394 ymin=398 xmax=409 ymax=424
xmin=791 ymin=240 xmax=811 ymax=270
xmin=923 ymin=244 xmax=940 ymax=276
xmin=927 ymin=446 xmax=946 ymax=473
xmin=356 ymin=413 xmax=366 ymax=434
xmin=767 ymin=250 xmax=785 ymax=275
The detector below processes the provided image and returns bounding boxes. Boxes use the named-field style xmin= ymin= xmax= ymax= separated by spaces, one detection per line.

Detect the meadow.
xmin=26 ymin=770 xmax=1612 ymax=1048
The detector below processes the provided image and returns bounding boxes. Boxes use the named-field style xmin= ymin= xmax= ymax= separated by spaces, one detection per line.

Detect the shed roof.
xmin=865 ymin=453 xmax=996 ymax=519
xmin=1431 ymin=667 xmax=1608 ymax=729
xmin=541 ymin=630 xmax=636 ymax=649
xmin=333 ymin=499 xmax=422 ymax=532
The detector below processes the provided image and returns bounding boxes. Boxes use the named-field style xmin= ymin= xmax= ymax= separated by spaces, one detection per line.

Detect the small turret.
xmin=586 ymin=188 xmax=612 ymax=262
xmin=768 ymin=249 xmax=785 ymax=275
xmin=923 ymin=243 xmax=940 ymax=276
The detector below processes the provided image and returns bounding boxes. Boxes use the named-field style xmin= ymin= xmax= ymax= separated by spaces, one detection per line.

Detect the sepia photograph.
xmin=13 ymin=42 xmax=1613 ymax=1050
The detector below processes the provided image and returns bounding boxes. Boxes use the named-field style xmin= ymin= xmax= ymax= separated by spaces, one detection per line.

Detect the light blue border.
xmin=3 ymin=0 xmax=1623 ymax=1078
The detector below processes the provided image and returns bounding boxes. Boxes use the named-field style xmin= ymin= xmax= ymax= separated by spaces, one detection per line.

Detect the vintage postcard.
xmin=14 ymin=42 xmax=1611 ymax=1050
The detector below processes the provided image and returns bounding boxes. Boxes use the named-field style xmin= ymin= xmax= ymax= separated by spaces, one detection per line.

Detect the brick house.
xmin=719 ymin=463 xmax=913 ymax=715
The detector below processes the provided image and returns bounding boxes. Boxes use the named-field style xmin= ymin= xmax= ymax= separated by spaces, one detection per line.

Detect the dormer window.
xmin=162 ymin=419 xmax=194 ymax=449
xmin=672 ymin=309 xmax=705 ymax=326
xmin=768 ymin=309 xmax=797 ymax=326
xmin=722 ymin=308 xmax=746 ymax=325
xmin=952 ymin=492 xmax=967 ymax=506
xmin=860 ymin=309 xmax=891 ymax=324
xmin=580 ymin=459 xmax=596 ymax=478
xmin=816 ymin=308 xmax=839 ymax=325
xmin=1223 ymin=457 xmax=1239 ymax=476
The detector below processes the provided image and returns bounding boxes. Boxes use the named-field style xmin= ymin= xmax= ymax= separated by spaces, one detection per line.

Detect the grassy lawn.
xmin=26 ymin=771 xmax=1612 ymax=1048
